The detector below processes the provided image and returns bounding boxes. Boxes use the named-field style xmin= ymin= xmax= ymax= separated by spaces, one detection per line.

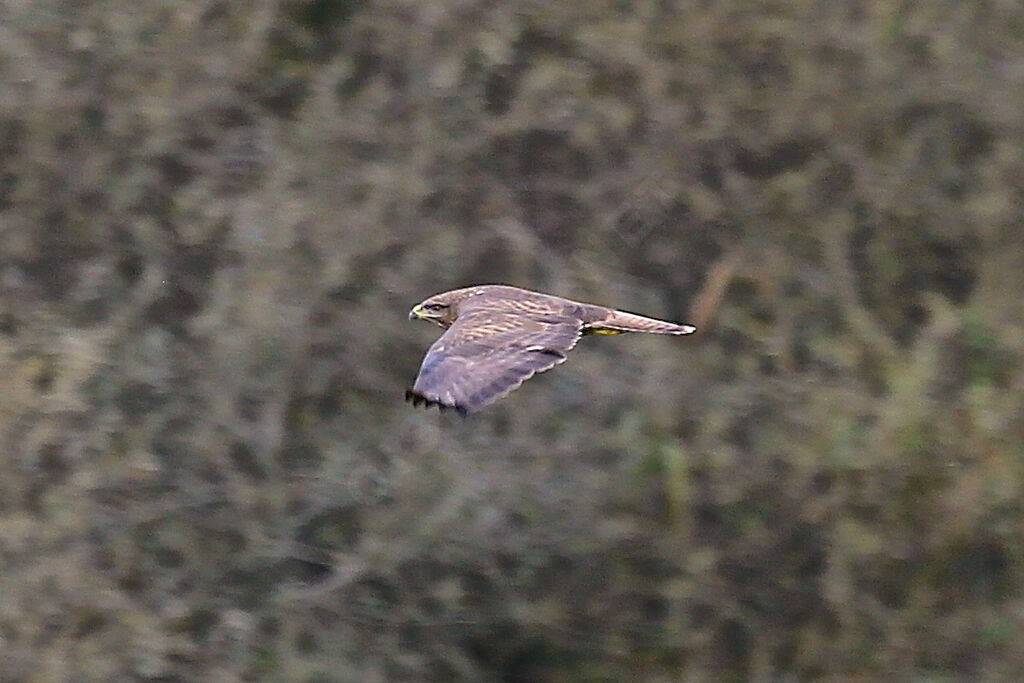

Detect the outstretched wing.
xmin=406 ymin=310 xmax=582 ymax=415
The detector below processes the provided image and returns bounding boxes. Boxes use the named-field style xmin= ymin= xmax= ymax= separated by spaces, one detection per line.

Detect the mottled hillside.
xmin=1 ymin=1 xmax=1023 ymax=680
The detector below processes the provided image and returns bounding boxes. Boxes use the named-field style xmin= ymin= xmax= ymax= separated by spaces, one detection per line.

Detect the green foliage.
xmin=0 ymin=0 xmax=1022 ymax=680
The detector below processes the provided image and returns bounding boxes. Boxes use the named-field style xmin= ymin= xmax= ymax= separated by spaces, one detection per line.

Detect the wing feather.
xmin=406 ymin=311 xmax=581 ymax=414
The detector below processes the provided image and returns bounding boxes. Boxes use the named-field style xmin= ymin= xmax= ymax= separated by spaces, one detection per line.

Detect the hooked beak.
xmin=409 ymin=304 xmax=424 ymax=320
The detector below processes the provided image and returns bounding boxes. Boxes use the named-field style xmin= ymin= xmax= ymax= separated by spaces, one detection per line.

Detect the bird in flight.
xmin=406 ymin=285 xmax=695 ymax=415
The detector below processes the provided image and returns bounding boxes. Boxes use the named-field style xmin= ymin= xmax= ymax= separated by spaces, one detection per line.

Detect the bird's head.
xmin=409 ymin=291 xmax=458 ymax=327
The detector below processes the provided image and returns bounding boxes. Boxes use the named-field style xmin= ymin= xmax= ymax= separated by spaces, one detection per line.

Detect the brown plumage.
xmin=406 ymin=285 xmax=696 ymax=415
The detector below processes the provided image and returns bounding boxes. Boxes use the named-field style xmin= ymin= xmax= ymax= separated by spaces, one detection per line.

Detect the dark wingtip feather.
xmin=405 ymin=389 xmax=469 ymax=417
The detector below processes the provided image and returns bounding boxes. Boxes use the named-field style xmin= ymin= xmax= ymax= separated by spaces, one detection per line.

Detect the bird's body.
xmin=406 ymin=285 xmax=696 ymax=415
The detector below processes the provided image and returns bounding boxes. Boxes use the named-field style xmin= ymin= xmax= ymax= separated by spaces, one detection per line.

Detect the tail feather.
xmin=588 ymin=310 xmax=696 ymax=335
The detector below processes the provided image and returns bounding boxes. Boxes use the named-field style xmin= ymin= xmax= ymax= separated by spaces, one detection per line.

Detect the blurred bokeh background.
xmin=1 ymin=1 xmax=1023 ymax=680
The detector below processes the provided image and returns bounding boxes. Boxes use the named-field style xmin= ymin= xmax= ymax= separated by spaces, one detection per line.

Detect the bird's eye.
xmin=424 ymin=303 xmax=445 ymax=311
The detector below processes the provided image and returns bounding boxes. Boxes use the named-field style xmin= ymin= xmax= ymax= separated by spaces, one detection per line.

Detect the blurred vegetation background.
xmin=1 ymin=1 xmax=1023 ymax=680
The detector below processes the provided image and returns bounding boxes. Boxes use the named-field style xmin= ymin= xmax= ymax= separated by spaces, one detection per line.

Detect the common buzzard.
xmin=406 ymin=285 xmax=695 ymax=415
